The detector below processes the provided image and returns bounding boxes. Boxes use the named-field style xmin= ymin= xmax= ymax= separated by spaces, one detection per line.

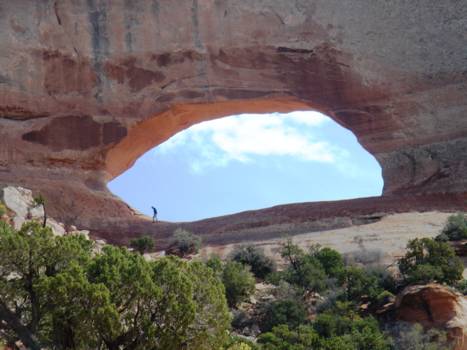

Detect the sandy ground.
xmin=201 ymin=211 xmax=466 ymax=277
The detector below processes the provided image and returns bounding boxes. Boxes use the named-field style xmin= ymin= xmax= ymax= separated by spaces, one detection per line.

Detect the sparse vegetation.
xmin=33 ymin=193 xmax=47 ymax=227
xmin=259 ymin=299 xmax=307 ymax=332
xmin=222 ymin=261 xmax=256 ymax=307
xmin=0 ymin=202 xmax=6 ymax=217
xmin=398 ymin=237 xmax=464 ymax=285
xmin=456 ymin=279 xmax=467 ymax=295
xmin=129 ymin=234 xmax=154 ymax=254
xmin=0 ymin=212 xmax=462 ymax=349
xmin=230 ymin=245 xmax=276 ymax=279
xmin=436 ymin=213 xmax=467 ymax=241
xmin=386 ymin=322 xmax=454 ymax=350
xmin=167 ymin=228 xmax=202 ymax=257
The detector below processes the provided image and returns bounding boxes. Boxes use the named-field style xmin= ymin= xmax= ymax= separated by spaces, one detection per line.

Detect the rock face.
xmin=0 ymin=1 xmax=466 ymax=243
xmin=395 ymin=284 xmax=467 ymax=350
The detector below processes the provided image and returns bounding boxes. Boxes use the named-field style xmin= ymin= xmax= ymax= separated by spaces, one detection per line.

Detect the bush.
xmin=230 ymin=245 xmax=276 ymax=279
xmin=259 ymin=299 xmax=308 ymax=332
xmin=312 ymin=246 xmax=345 ymax=279
xmin=222 ymin=261 xmax=256 ymax=307
xmin=344 ymin=249 xmax=384 ymax=266
xmin=0 ymin=221 xmax=230 ymax=349
xmin=398 ymin=238 xmax=464 ymax=285
xmin=314 ymin=314 xmax=391 ymax=350
xmin=206 ymin=254 xmax=223 ymax=277
xmin=129 ymin=235 xmax=154 ymax=254
xmin=376 ymin=290 xmax=395 ymax=306
xmin=0 ymin=202 xmax=6 ymax=217
xmin=257 ymin=324 xmax=318 ymax=350
xmin=231 ymin=310 xmax=253 ymax=331
xmin=258 ymin=316 xmax=391 ymax=350
xmin=365 ymin=266 xmax=398 ymax=294
xmin=438 ymin=213 xmax=467 ymax=241
xmin=224 ymin=335 xmax=259 ymax=350
xmin=280 ymin=240 xmax=327 ymax=292
xmin=386 ymin=322 xmax=454 ymax=350
xmin=456 ymin=279 xmax=467 ymax=295
xmin=342 ymin=266 xmax=383 ymax=302
xmin=167 ymin=228 xmax=202 ymax=257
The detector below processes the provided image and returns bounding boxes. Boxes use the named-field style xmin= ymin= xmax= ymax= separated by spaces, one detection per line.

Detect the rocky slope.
xmin=0 ymin=1 xmax=466 ymax=243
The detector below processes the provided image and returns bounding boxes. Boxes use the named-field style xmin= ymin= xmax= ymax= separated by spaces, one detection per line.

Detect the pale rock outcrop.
xmin=1 ymin=185 xmax=65 ymax=235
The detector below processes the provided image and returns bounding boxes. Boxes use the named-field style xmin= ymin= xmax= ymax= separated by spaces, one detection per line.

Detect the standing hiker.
xmin=152 ymin=206 xmax=158 ymax=223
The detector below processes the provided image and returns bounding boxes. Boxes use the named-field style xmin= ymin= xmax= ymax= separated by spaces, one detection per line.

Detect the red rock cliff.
xmin=0 ymin=1 xmax=466 ymax=243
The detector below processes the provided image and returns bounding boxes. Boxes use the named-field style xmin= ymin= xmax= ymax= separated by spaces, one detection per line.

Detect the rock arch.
xmin=0 ymin=0 xmax=466 ymax=246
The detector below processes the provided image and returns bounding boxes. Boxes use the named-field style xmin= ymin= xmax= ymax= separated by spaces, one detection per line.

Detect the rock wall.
xmin=0 ymin=1 xmax=466 ymax=242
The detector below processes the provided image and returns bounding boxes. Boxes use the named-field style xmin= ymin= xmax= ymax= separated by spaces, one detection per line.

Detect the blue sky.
xmin=108 ymin=111 xmax=383 ymax=222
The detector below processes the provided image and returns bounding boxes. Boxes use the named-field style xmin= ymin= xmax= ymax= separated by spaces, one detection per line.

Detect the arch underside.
xmin=0 ymin=0 xmax=466 ymax=247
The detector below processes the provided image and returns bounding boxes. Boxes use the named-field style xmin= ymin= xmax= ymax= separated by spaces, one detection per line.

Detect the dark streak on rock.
xmin=0 ymin=106 xmax=49 ymax=120
xmin=277 ymin=46 xmax=315 ymax=54
xmin=87 ymin=0 xmax=109 ymax=102
xmin=22 ymin=116 xmax=127 ymax=151
xmin=53 ymin=1 xmax=62 ymax=25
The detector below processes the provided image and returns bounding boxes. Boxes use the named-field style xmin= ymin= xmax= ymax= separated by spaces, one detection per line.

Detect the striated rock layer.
xmin=0 ymin=1 xmax=466 ymax=243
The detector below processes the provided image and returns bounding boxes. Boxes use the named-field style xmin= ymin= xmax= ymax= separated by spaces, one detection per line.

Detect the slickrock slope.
xmin=0 ymin=1 xmax=466 ymax=242
xmin=199 ymin=211 xmax=456 ymax=264
xmin=395 ymin=284 xmax=467 ymax=350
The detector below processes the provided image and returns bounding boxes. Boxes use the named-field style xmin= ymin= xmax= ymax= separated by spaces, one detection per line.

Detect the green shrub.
xmin=259 ymin=299 xmax=308 ymax=332
xmin=206 ymin=254 xmax=223 ymax=277
xmin=167 ymin=228 xmax=202 ymax=257
xmin=258 ymin=316 xmax=391 ymax=350
xmin=376 ymin=290 xmax=395 ymax=306
xmin=222 ymin=261 xmax=255 ymax=307
xmin=398 ymin=238 xmax=464 ymax=285
xmin=315 ymin=315 xmax=391 ymax=350
xmin=439 ymin=213 xmax=467 ymax=241
xmin=230 ymin=245 xmax=276 ymax=279
xmin=224 ymin=335 xmax=259 ymax=350
xmin=456 ymin=279 xmax=467 ymax=295
xmin=365 ymin=266 xmax=398 ymax=294
xmin=257 ymin=324 xmax=318 ymax=350
xmin=0 ymin=221 xmax=230 ymax=349
xmin=342 ymin=266 xmax=383 ymax=302
xmin=312 ymin=246 xmax=345 ymax=279
xmin=344 ymin=249 xmax=384 ymax=266
xmin=0 ymin=202 xmax=6 ymax=217
xmin=280 ymin=240 xmax=327 ymax=292
xmin=386 ymin=322 xmax=454 ymax=350
xmin=129 ymin=234 xmax=154 ymax=254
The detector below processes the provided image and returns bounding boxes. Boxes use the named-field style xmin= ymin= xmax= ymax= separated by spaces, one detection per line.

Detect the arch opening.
xmin=108 ymin=110 xmax=383 ymax=222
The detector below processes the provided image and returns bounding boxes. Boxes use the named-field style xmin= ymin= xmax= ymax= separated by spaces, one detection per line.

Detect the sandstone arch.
xmin=0 ymin=0 xmax=466 ymax=246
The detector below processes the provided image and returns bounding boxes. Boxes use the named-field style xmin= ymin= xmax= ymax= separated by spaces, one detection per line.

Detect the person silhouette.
xmin=151 ymin=206 xmax=158 ymax=223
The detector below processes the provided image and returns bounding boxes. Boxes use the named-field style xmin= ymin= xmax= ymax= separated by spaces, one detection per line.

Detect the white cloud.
xmin=157 ymin=111 xmax=351 ymax=174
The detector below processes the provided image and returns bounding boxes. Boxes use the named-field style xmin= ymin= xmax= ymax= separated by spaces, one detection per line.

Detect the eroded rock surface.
xmin=395 ymin=284 xmax=467 ymax=350
xmin=0 ymin=1 xmax=466 ymax=242
xmin=0 ymin=185 xmax=90 ymax=237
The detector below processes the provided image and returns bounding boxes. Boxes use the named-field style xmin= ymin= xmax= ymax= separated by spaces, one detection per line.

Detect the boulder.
xmin=1 ymin=186 xmax=69 ymax=236
xmin=395 ymin=284 xmax=467 ymax=350
xmin=1 ymin=186 xmax=44 ymax=229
